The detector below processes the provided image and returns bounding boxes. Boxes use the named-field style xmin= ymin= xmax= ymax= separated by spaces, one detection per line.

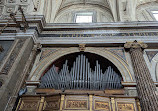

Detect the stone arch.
xmin=29 ymin=47 xmax=134 ymax=82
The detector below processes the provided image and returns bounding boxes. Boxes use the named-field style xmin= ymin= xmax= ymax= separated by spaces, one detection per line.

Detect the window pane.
xmin=76 ymin=15 xmax=92 ymax=23
xmin=152 ymin=11 xmax=158 ymax=14
xmin=153 ymin=14 xmax=158 ymax=21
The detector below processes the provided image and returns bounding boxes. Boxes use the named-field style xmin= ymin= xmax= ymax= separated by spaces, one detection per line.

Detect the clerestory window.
xmin=152 ymin=11 xmax=158 ymax=21
xmin=75 ymin=12 xmax=94 ymax=23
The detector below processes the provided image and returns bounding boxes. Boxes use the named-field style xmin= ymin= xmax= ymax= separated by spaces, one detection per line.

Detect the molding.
xmin=29 ymin=47 xmax=134 ymax=82
xmin=1 ymin=16 xmax=158 ymax=45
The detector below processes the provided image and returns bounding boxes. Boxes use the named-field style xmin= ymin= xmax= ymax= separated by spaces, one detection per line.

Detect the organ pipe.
xmin=39 ymin=54 xmax=123 ymax=90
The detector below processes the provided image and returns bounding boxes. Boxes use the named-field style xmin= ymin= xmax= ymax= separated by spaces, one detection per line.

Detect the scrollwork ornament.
xmin=124 ymin=40 xmax=148 ymax=51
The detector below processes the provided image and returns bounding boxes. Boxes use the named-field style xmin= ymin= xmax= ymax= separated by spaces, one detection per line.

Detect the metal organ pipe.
xmin=39 ymin=54 xmax=123 ymax=90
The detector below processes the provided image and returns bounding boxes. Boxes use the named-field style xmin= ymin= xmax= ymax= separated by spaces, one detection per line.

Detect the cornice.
xmin=1 ymin=15 xmax=158 ymax=32
xmin=1 ymin=16 xmax=158 ymax=47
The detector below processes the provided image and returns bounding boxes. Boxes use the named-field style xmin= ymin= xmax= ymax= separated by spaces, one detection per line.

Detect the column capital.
xmin=124 ymin=40 xmax=148 ymax=50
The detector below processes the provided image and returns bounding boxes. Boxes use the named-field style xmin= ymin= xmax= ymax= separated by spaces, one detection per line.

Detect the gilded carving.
xmin=111 ymin=98 xmax=116 ymax=111
xmin=124 ymin=40 xmax=148 ymax=49
xmin=44 ymin=101 xmax=60 ymax=110
xmin=19 ymin=102 xmax=39 ymax=110
xmin=66 ymin=100 xmax=87 ymax=109
xmin=117 ymin=102 xmax=135 ymax=111
xmin=95 ymin=101 xmax=110 ymax=110
xmin=79 ymin=44 xmax=86 ymax=52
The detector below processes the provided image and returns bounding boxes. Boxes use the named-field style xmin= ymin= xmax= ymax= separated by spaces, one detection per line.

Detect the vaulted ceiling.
xmin=1 ymin=0 xmax=158 ymax=23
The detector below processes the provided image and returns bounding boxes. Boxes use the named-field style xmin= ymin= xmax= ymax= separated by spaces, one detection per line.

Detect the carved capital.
xmin=79 ymin=44 xmax=86 ymax=52
xmin=32 ymin=43 xmax=42 ymax=52
xmin=124 ymin=40 xmax=148 ymax=50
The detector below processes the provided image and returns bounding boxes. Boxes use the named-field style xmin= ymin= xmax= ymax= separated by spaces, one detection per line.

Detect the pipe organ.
xmin=40 ymin=54 xmax=123 ymax=90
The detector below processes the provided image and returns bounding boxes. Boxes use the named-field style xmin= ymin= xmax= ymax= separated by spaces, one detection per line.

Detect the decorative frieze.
xmin=95 ymin=101 xmax=110 ymax=110
xmin=64 ymin=96 xmax=89 ymax=110
xmin=66 ymin=100 xmax=88 ymax=109
xmin=117 ymin=103 xmax=135 ymax=111
xmin=40 ymin=32 xmax=158 ymax=38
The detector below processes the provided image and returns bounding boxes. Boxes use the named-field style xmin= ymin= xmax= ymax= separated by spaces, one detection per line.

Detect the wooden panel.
xmin=16 ymin=95 xmax=139 ymax=111
xmin=115 ymin=98 xmax=137 ymax=111
xmin=66 ymin=100 xmax=88 ymax=109
xmin=63 ymin=95 xmax=89 ymax=110
xmin=95 ymin=101 xmax=110 ymax=110
xmin=117 ymin=102 xmax=135 ymax=111
xmin=17 ymin=97 xmax=41 ymax=111
xmin=93 ymin=96 xmax=111 ymax=111
xmin=43 ymin=96 xmax=60 ymax=111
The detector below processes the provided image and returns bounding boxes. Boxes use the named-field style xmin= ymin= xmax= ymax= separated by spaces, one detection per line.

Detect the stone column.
xmin=124 ymin=40 xmax=158 ymax=111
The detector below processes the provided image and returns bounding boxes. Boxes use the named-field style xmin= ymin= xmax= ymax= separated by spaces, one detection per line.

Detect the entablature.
xmin=0 ymin=16 xmax=158 ymax=47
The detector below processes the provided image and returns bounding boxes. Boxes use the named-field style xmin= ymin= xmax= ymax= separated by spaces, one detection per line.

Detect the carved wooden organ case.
xmin=16 ymin=53 xmax=140 ymax=111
